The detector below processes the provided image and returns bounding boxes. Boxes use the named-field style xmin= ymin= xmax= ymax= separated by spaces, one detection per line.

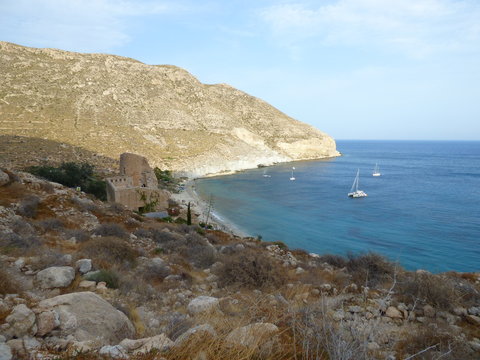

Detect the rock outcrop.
xmin=35 ymin=292 xmax=135 ymax=346
xmin=0 ymin=41 xmax=339 ymax=177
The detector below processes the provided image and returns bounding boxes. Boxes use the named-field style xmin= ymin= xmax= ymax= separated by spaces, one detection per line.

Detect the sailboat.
xmin=348 ymin=169 xmax=367 ymax=198
xmin=262 ymin=169 xmax=271 ymax=178
xmin=372 ymin=163 xmax=381 ymax=177
xmin=290 ymin=167 xmax=296 ymax=181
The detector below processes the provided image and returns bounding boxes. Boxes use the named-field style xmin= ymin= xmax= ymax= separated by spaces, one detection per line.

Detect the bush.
xmin=0 ymin=265 xmax=21 ymax=295
xmin=346 ymin=252 xmax=396 ymax=287
xmin=93 ymin=223 xmax=128 ymax=239
xmin=142 ymin=260 xmax=171 ymax=282
xmin=133 ymin=228 xmax=152 ymax=238
xmin=0 ymin=232 xmax=42 ymax=250
xmin=216 ymin=249 xmax=286 ymax=289
xmin=29 ymin=248 xmax=70 ymax=271
xmin=397 ymin=272 xmax=459 ymax=310
xmin=64 ymin=229 xmax=90 ymax=243
xmin=185 ymin=243 xmax=217 ymax=269
xmin=79 ymin=237 xmax=138 ymax=268
xmin=37 ymin=218 xmax=65 ymax=232
xmin=27 ymin=162 xmax=106 ymax=200
xmin=317 ymin=254 xmax=348 ymax=268
xmin=17 ymin=195 xmax=40 ymax=218
xmin=395 ymin=325 xmax=470 ymax=359
xmin=86 ymin=269 xmax=119 ymax=289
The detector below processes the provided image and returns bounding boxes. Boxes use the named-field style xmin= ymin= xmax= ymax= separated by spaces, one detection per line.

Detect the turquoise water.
xmin=195 ymin=141 xmax=480 ymax=273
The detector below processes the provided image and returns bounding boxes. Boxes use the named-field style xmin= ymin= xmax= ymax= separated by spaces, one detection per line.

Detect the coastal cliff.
xmin=0 ymin=41 xmax=339 ymax=177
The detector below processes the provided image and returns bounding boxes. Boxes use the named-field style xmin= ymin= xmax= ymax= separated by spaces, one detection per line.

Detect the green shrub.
xmin=86 ymin=269 xmax=119 ymax=289
xmin=27 ymin=162 xmax=106 ymax=200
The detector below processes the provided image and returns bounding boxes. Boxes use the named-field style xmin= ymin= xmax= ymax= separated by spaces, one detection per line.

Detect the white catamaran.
xmin=348 ymin=169 xmax=367 ymax=198
xmin=372 ymin=163 xmax=381 ymax=177
xmin=290 ymin=167 xmax=296 ymax=181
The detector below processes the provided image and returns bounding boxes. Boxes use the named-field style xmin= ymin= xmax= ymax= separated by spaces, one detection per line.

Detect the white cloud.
xmin=258 ymin=0 xmax=480 ymax=58
xmin=0 ymin=0 xmax=183 ymax=52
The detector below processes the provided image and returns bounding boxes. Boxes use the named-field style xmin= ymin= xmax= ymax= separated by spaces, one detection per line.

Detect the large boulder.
xmin=225 ymin=323 xmax=279 ymax=351
xmin=0 ymin=170 xmax=9 ymax=187
xmin=174 ymin=324 xmax=216 ymax=348
xmin=36 ymin=292 xmax=134 ymax=346
xmin=75 ymin=259 xmax=92 ymax=274
xmin=36 ymin=266 xmax=75 ymax=289
xmin=0 ymin=343 xmax=12 ymax=360
xmin=187 ymin=296 xmax=220 ymax=315
xmin=2 ymin=304 xmax=36 ymax=340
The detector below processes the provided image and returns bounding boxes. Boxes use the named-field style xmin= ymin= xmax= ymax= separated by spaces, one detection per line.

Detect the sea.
xmin=195 ymin=141 xmax=480 ymax=273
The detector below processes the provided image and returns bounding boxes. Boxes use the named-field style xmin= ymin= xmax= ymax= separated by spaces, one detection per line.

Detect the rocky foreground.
xmin=0 ymin=168 xmax=479 ymax=360
xmin=0 ymin=41 xmax=339 ymax=177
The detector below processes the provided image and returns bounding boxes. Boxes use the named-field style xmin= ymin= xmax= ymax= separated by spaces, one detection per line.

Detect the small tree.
xmin=187 ymin=202 xmax=192 ymax=225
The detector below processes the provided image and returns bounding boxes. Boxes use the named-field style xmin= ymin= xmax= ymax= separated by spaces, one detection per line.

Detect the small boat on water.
xmin=290 ymin=167 xmax=296 ymax=181
xmin=348 ymin=169 xmax=367 ymax=198
xmin=262 ymin=169 xmax=271 ymax=178
xmin=373 ymin=163 xmax=381 ymax=177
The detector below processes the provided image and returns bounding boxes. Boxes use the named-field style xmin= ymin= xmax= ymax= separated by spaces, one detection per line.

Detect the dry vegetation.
xmin=0 ymin=169 xmax=479 ymax=360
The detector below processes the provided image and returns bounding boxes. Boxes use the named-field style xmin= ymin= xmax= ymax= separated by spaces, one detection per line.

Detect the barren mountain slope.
xmin=0 ymin=41 xmax=339 ymax=176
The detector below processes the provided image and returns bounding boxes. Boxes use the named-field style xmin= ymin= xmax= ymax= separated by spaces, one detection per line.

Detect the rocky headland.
xmin=0 ymin=41 xmax=339 ymax=177
xmin=0 ymin=168 xmax=479 ymax=359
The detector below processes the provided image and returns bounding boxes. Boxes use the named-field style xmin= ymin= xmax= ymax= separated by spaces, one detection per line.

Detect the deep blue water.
xmin=195 ymin=141 xmax=480 ymax=273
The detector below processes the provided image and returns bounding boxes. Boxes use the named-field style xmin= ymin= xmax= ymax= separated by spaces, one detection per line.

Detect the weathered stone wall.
xmin=119 ymin=153 xmax=157 ymax=188
xmin=106 ymin=153 xmax=165 ymax=211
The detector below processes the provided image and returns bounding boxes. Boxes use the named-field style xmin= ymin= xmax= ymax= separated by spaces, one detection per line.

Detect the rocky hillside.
xmin=0 ymin=168 xmax=479 ymax=359
xmin=0 ymin=41 xmax=339 ymax=177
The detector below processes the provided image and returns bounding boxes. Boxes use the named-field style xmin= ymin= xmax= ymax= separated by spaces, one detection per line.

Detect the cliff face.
xmin=0 ymin=41 xmax=339 ymax=177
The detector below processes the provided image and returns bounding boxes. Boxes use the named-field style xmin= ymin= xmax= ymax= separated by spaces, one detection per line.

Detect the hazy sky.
xmin=1 ymin=0 xmax=479 ymax=140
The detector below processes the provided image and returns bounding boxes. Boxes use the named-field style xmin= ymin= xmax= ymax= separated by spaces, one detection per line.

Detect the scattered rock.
xmin=36 ymin=266 xmax=75 ymax=289
xmin=385 ymin=306 xmax=403 ymax=319
xmin=78 ymin=280 xmax=96 ymax=289
xmin=187 ymin=296 xmax=220 ymax=315
xmin=6 ymin=337 xmax=41 ymax=358
xmin=453 ymin=307 xmax=467 ymax=316
xmin=225 ymin=323 xmax=279 ymax=350
xmin=466 ymin=315 xmax=480 ymax=326
xmin=75 ymin=259 xmax=92 ymax=274
xmin=99 ymin=345 xmax=128 ymax=359
xmin=423 ymin=305 xmax=435 ymax=318
xmin=0 ymin=343 xmax=12 ymax=360
xmin=0 ymin=170 xmax=9 ymax=186
xmin=36 ymin=310 xmax=60 ymax=336
xmin=174 ymin=324 xmax=216 ymax=347
xmin=3 ymin=304 xmax=36 ymax=340
xmin=468 ymin=306 xmax=480 ymax=316
xmin=36 ymin=292 xmax=135 ymax=346
xmin=133 ymin=334 xmax=174 ymax=354
xmin=348 ymin=305 xmax=363 ymax=314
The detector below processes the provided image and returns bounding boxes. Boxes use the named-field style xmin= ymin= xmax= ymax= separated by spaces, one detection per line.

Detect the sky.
xmin=1 ymin=0 xmax=480 ymax=140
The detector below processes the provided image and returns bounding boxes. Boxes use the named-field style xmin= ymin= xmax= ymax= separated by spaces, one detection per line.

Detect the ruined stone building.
xmin=106 ymin=153 xmax=167 ymax=211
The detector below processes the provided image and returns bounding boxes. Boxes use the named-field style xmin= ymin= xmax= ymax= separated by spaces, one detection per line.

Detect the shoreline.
xmin=171 ymin=179 xmax=249 ymax=238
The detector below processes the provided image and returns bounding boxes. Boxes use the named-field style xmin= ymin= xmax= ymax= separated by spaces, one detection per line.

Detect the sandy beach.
xmin=171 ymin=179 xmax=248 ymax=237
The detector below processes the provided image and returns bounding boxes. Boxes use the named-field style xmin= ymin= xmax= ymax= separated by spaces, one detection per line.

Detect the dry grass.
xmin=397 ymin=272 xmax=459 ymax=311
xmin=395 ymin=325 xmax=473 ymax=359
xmin=17 ymin=195 xmax=40 ymax=218
xmin=0 ymin=264 xmax=21 ymax=295
xmin=216 ymin=249 xmax=288 ymax=290
xmin=79 ymin=236 xmax=139 ymax=269
xmin=93 ymin=223 xmax=128 ymax=239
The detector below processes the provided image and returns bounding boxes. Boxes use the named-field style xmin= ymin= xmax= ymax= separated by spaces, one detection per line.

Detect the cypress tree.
xmin=187 ymin=202 xmax=192 ymax=225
